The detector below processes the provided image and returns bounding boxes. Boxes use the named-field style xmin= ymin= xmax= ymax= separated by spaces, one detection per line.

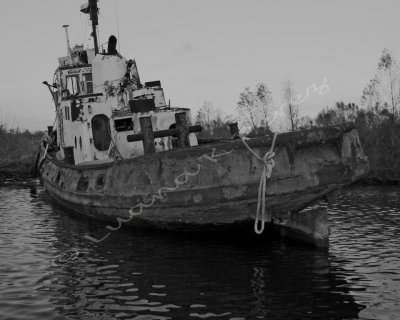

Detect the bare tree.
xmin=255 ymin=83 xmax=273 ymax=125
xmin=237 ymin=87 xmax=258 ymax=131
xmin=195 ymin=101 xmax=216 ymax=130
xmin=237 ymin=83 xmax=273 ymax=132
xmin=362 ymin=49 xmax=400 ymax=116
xmin=282 ymin=80 xmax=299 ymax=132
xmin=377 ymin=49 xmax=400 ymax=116
xmin=195 ymin=101 xmax=235 ymax=139
xmin=361 ymin=77 xmax=380 ymax=109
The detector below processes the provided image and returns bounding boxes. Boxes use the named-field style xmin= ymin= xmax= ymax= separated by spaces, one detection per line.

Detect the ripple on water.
xmin=0 ymin=185 xmax=400 ymax=319
xmin=329 ymin=186 xmax=400 ymax=320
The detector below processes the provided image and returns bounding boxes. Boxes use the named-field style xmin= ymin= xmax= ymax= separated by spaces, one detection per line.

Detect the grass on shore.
xmin=0 ymin=127 xmax=43 ymax=179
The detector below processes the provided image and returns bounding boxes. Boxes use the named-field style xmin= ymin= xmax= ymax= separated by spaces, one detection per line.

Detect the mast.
xmin=62 ymin=25 xmax=72 ymax=63
xmin=89 ymin=0 xmax=99 ymax=55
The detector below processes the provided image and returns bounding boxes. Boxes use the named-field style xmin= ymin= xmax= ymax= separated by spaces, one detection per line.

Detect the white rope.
xmin=242 ymin=133 xmax=278 ymax=234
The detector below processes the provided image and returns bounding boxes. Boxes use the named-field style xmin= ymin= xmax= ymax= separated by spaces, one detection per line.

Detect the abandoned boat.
xmin=35 ymin=1 xmax=369 ymax=246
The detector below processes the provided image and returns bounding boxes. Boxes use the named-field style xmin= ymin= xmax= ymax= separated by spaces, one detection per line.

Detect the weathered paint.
xmin=276 ymin=205 xmax=330 ymax=248
xmin=111 ymin=107 xmax=198 ymax=159
xmin=53 ymin=52 xmax=198 ymax=165
xmin=41 ymin=125 xmax=369 ymax=246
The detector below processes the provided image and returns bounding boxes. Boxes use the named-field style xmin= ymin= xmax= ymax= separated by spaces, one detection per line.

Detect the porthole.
xmin=77 ymin=176 xmax=89 ymax=192
xmin=95 ymin=174 xmax=105 ymax=190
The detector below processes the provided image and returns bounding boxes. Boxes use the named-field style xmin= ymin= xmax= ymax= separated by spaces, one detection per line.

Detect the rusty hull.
xmin=41 ymin=125 xmax=369 ymax=243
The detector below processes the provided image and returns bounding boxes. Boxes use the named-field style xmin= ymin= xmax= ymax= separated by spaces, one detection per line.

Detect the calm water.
xmin=0 ymin=185 xmax=399 ymax=320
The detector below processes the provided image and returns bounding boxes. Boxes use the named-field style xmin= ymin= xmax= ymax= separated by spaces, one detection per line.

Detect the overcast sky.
xmin=1 ymin=0 xmax=400 ymax=131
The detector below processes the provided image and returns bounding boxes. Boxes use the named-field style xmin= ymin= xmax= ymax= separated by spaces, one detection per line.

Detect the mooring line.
xmin=242 ymin=133 xmax=278 ymax=234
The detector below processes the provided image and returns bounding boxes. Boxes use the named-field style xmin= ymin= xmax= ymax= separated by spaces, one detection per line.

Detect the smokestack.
xmin=107 ymin=35 xmax=118 ymax=55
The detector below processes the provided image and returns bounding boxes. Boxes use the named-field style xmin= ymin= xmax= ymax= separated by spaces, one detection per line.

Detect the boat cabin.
xmin=51 ymin=38 xmax=198 ymax=165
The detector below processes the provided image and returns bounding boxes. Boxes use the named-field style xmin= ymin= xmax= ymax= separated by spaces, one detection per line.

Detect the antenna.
xmin=62 ymin=25 xmax=72 ymax=63
xmin=114 ymin=0 xmax=121 ymax=52
xmin=89 ymin=0 xmax=99 ymax=55
xmin=80 ymin=0 xmax=99 ymax=54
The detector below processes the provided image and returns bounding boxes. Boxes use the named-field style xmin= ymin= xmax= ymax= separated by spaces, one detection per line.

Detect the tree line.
xmin=194 ymin=49 xmax=400 ymax=182
xmin=195 ymin=80 xmax=304 ymax=139
xmin=314 ymin=49 xmax=400 ymax=182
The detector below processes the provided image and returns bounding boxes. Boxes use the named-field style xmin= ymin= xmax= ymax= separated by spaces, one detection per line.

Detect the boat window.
xmin=61 ymin=90 xmax=70 ymax=100
xmin=95 ymin=174 xmax=105 ymax=189
xmin=114 ymin=117 xmax=134 ymax=132
xmin=66 ymin=75 xmax=80 ymax=95
xmin=77 ymin=176 xmax=89 ymax=192
xmin=74 ymin=136 xmax=77 ymax=148
xmin=64 ymin=106 xmax=70 ymax=120
xmin=91 ymin=114 xmax=111 ymax=151
xmin=82 ymin=73 xmax=93 ymax=94
xmin=71 ymin=99 xmax=82 ymax=122
xmin=77 ymin=50 xmax=88 ymax=64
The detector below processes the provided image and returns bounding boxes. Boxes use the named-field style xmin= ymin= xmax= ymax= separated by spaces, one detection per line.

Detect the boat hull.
xmin=40 ymin=125 xmax=369 ymax=243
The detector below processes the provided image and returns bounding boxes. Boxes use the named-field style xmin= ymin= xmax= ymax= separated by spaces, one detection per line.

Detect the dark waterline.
xmin=0 ymin=185 xmax=399 ymax=319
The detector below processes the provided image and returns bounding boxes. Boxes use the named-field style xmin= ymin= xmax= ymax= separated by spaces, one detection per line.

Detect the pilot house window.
xmin=64 ymin=106 xmax=70 ymax=120
xmin=82 ymin=73 xmax=93 ymax=94
xmin=66 ymin=75 xmax=80 ymax=95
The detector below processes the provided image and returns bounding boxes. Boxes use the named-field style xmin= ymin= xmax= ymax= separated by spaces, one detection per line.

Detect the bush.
xmin=315 ymin=102 xmax=400 ymax=182
xmin=0 ymin=127 xmax=43 ymax=176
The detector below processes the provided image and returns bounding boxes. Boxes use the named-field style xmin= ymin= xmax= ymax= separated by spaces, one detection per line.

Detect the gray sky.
xmin=1 ymin=0 xmax=400 ymax=131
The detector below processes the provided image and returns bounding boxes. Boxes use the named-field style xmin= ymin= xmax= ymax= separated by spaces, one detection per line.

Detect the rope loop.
xmin=242 ymin=133 xmax=278 ymax=234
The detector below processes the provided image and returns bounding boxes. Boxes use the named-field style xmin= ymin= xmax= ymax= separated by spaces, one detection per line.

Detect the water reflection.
xmin=1 ymin=185 xmax=399 ymax=319
xmin=38 ymin=192 xmax=362 ymax=319
xmin=329 ymin=187 xmax=400 ymax=320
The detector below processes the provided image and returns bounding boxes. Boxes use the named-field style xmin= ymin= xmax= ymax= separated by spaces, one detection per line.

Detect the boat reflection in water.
xmin=38 ymin=189 xmax=364 ymax=320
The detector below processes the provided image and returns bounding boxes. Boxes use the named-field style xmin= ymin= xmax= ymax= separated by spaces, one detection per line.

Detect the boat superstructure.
xmin=48 ymin=0 xmax=198 ymax=166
